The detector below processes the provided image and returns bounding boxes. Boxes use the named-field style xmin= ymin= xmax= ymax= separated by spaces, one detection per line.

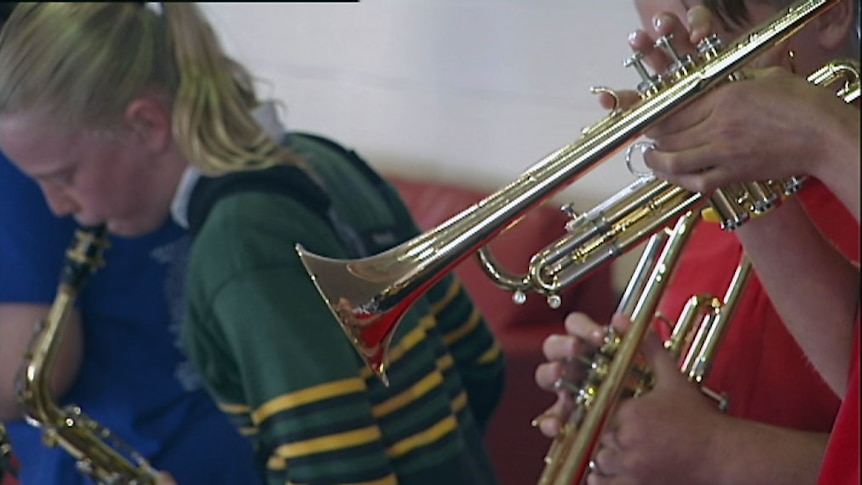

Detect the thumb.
xmin=686 ymin=5 xmax=715 ymax=44
xmin=639 ymin=330 xmax=681 ymax=388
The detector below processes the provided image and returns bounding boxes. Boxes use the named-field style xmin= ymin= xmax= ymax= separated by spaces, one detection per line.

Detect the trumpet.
xmin=537 ymin=211 xmax=752 ymax=484
xmin=16 ymin=226 xmax=159 ymax=485
xmin=1 ymin=423 xmax=17 ymax=481
xmin=296 ymin=0 xmax=857 ymax=383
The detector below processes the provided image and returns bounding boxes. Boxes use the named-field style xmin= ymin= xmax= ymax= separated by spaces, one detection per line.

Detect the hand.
xmin=595 ymin=6 xmax=717 ymax=112
xmin=633 ymin=4 xmax=855 ymax=195
xmin=643 ymin=69 xmax=850 ymax=194
xmin=533 ymin=313 xmax=630 ymax=438
xmin=586 ymin=330 xmax=724 ymax=485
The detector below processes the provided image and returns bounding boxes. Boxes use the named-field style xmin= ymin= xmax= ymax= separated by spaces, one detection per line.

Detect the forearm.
xmin=708 ymin=418 xmax=828 ymax=485
xmin=812 ymin=101 xmax=861 ymax=223
xmin=0 ymin=304 xmax=83 ymax=421
xmin=736 ymin=199 xmax=859 ymax=395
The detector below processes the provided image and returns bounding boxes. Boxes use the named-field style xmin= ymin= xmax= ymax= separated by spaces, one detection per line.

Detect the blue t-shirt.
xmin=0 ymin=155 xmax=263 ymax=485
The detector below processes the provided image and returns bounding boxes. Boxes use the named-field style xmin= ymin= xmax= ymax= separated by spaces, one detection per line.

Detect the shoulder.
xmin=187 ymin=190 xmax=349 ymax=294
xmin=288 ymin=133 xmax=401 ymax=231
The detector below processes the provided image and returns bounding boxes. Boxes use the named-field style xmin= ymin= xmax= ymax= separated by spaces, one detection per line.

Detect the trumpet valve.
xmin=696 ymin=34 xmax=723 ymax=60
xmin=654 ymin=34 xmax=697 ymax=79
xmin=624 ymin=52 xmax=661 ymax=95
xmin=782 ymin=176 xmax=808 ymax=195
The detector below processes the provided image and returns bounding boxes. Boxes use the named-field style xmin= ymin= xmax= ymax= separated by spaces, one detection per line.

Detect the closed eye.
xmin=35 ymin=168 xmax=75 ymax=188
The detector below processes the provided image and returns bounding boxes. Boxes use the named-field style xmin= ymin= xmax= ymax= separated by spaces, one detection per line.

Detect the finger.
xmin=532 ymin=394 xmax=572 ymax=437
xmin=598 ymin=425 xmax=622 ymax=450
xmin=649 ymin=121 xmax=710 ymax=153
xmin=629 ymin=29 xmax=671 ymax=75
xmin=647 ymin=149 xmax=734 ymax=195
xmin=592 ymin=444 xmax=623 ymax=476
xmin=651 ymin=12 xmax=683 ymax=37
xmin=563 ymin=312 xmax=608 ymax=346
xmin=638 ymin=330 xmax=683 ymax=389
xmin=608 ymin=313 xmax=632 ymax=334
xmin=535 ymin=360 xmax=563 ymax=391
xmin=686 ymin=5 xmax=716 ymax=44
xmin=542 ymin=333 xmax=589 ymax=362
xmin=597 ymin=91 xmax=617 ymax=111
xmin=651 ymin=12 xmax=699 ymax=60
xmin=644 ymin=94 xmax=712 ymax=139
xmin=670 ymin=166 xmax=732 ymax=194
xmin=595 ymin=89 xmax=642 ymax=112
xmin=536 ymin=413 xmax=562 ymax=438
xmin=643 ymin=143 xmax=715 ymax=177
xmin=615 ymin=90 xmax=642 ymax=111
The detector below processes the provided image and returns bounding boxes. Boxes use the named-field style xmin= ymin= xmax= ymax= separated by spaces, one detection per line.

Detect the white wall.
xmin=201 ymin=1 xmax=648 ymax=290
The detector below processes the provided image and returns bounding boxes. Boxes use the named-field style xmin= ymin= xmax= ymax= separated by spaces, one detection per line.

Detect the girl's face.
xmin=0 ymin=110 xmax=181 ymax=237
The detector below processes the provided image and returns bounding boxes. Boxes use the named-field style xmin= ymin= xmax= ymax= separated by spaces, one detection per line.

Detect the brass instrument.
xmin=296 ymin=0 xmax=857 ymax=382
xmin=16 ymin=226 xmax=159 ymax=485
xmin=1 ymin=423 xmax=17 ymax=481
xmin=537 ymin=211 xmax=752 ymax=484
xmin=536 ymin=55 xmax=858 ymax=483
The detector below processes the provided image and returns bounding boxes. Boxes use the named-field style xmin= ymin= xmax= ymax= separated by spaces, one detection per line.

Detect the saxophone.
xmin=16 ymin=225 xmax=159 ymax=485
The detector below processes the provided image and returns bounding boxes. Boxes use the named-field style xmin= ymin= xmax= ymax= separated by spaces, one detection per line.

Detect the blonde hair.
xmin=0 ymin=2 xmax=300 ymax=175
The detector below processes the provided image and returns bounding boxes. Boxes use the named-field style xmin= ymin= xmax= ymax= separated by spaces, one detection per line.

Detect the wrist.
xmin=693 ymin=412 xmax=738 ymax=485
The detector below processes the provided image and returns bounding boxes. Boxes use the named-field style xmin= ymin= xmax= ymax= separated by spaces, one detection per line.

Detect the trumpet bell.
xmin=296 ymin=243 xmax=457 ymax=384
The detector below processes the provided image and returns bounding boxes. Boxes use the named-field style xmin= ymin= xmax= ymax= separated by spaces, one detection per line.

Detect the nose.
xmin=39 ymin=183 xmax=81 ymax=217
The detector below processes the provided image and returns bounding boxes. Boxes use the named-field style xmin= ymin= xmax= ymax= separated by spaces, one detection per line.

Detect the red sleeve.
xmin=818 ymin=319 xmax=861 ymax=485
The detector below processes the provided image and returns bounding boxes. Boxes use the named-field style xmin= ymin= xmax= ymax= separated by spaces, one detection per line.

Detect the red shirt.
xmin=656 ymin=179 xmax=859 ymax=431
xmin=818 ymin=322 xmax=861 ymax=485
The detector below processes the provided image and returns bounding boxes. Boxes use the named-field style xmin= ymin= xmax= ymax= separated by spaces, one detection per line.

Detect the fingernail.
xmin=628 ymin=30 xmax=639 ymax=44
xmin=592 ymin=328 xmax=604 ymax=341
xmin=654 ymin=14 xmax=664 ymax=30
xmin=552 ymin=378 xmax=565 ymax=392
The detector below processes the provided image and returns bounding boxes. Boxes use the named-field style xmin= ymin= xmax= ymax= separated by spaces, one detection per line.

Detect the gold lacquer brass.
xmin=1 ymin=423 xmax=17 ymax=481
xmin=16 ymin=226 xmax=159 ymax=485
xmin=297 ymin=0 xmax=857 ymax=386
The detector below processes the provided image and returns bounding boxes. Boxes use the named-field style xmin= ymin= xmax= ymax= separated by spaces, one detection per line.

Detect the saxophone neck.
xmin=16 ymin=226 xmax=109 ymax=426
xmin=10 ymin=226 xmax=156 ymax=485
